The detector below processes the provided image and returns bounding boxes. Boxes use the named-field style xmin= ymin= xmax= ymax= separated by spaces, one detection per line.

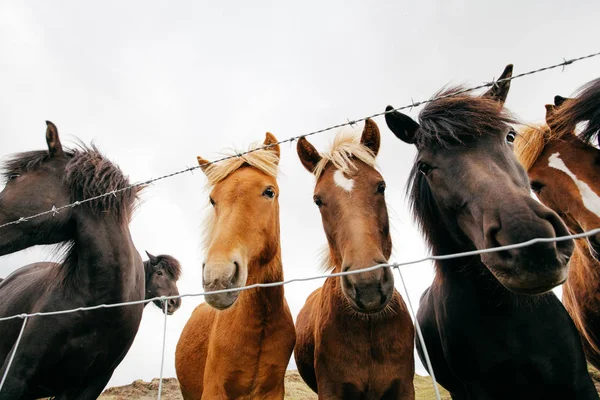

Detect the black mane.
xmin=414 ymin=87 xmax=516 ymax=148
xmin=555 ymin=77 xmax=600 ymax=145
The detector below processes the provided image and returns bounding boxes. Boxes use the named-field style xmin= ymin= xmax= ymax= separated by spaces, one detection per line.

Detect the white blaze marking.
xmin=333 ymin=170 xmax=354 ymax=192
xmin=548 ymin=152 xmax=600 ymax=218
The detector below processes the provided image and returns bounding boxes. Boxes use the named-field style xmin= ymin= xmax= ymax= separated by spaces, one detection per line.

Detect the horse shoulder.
xmin=175 ymin=302 xmax=215 ymax=399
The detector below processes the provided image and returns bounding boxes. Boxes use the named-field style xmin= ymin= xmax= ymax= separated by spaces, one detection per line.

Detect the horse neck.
xmin=235 ymin=250 xmax=286 ymax=318
xmin=63 ymin=212 xmax=142 ymax=299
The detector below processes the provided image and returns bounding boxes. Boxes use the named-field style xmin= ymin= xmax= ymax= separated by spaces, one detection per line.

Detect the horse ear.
xmin=482 ymin=64 xmax=513 ymax=106
xmin=384 ymin=105 xmax=419 ymax=144
xmin=554 ymin=95 xmax=570 ymax=107
xmin=45 ymin=120 xmax=64 ymax=157
xmin=196 ymin=156 xmax=212 ymax=176
xmin=145 ymin=250 xmax=158 ymax=264
xmin=360 ymin=118 xmax=380 ymax=156
xmin=296 ymin=137 xmax=322 ymax=174
xmin=263 ymin=132 xmax=280 ymax=165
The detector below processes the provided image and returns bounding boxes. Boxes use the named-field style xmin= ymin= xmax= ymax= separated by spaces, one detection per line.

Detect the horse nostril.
xmin=342 ymin=265 xmax=351 ymax=273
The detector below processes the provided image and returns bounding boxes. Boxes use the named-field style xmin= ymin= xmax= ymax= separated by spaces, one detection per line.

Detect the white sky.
xmin=0 ymin=0 xmax=599 ymax=389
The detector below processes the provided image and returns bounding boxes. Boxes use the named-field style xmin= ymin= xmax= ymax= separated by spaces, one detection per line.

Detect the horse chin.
xmin=204 ymin=288 xmax=241 ymax=310
xmin=487 ymin=265 xmax=568 ymax=295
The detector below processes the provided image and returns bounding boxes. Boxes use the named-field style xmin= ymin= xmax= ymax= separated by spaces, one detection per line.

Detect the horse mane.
xmin=414 ymin=86 xmax=517 ymax=148
xmin=513 ymin=125 xmax=550 ymax=171
xmin=552 ymin=77 xmax=600 ymax=145
xmin=144 ymin=254 xmax=182 ymax=280
xmin=2 ymin=144 xmax=142 ymax=222
xmin=407 ymin=87 xmax=516 ymax=256
xmin=65 ymin=143 xmax=142 ymax=222
xmin=201 ymin=141 xmax=280 ymax=252
xmin=312 ymin=131 xmax=377 ymax=179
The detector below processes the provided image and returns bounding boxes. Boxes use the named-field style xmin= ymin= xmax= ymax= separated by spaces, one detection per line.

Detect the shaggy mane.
xmin=312 ymin=131 xmax=377 ymax=179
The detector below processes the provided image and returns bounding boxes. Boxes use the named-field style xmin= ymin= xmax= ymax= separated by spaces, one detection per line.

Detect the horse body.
xmin=175 ymin=133 xmax=295 ymax=400
xmin=294 ymin=120 xmax=415 ymax=399
xmin=385 ymin=65 xmax=598 ymax=399
xmin=514 ymin=78 xmax=600 ymax=371
xmin=0 ymin=121 xmax=144 ymax=399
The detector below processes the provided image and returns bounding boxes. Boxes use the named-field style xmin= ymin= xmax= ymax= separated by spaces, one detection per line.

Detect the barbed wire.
xmin=1 ymin=226 xmax=597 ymax=323
xmin=0 ymin=50 xmax=598 ymax=230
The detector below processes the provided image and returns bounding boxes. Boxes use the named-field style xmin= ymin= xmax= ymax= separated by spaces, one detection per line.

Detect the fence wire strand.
xmin=0 ymin=316 xmax=28 ymax=394
xmin=394 ymin=266 xmax=441 ymax=400
xmin=0 ymin=50 xmax=598 ymax=231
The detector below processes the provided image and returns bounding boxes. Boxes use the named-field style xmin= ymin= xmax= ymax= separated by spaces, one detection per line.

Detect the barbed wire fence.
xmin=0 ymin=50 xmax=599 ymax=399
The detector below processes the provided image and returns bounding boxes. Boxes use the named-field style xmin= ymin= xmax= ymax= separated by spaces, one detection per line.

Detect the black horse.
xmin=384 ymin=65 xmax=598 ymax=399
xmin=0 ymin=121 xmax=145 ymax=399
xmin=143 ymin=251 xmax=182 ymax=315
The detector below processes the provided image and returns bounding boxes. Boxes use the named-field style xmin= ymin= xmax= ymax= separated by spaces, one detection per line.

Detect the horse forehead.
xmin=547 ymin=152 xmax=600 ymax=218
xmin=214 ymin=168 xmax=277 ymax=194
xmin=333 ymin=169 xmax=355 ymax=192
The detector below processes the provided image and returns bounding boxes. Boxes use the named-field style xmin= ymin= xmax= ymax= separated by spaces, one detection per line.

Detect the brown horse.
xmin=385 ymin=64 xmax=598 ymax=399
xmin=175 ymin=133 xmax=295 ymax=399
xmin=514 ymin=77 xmax=600 ymax=370
xmin=294 ymin=119 xmax=415 ymax=399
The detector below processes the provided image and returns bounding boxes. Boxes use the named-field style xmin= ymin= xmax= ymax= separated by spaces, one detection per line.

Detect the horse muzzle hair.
xmin=202 ymin=255 xmax=248 ymax=310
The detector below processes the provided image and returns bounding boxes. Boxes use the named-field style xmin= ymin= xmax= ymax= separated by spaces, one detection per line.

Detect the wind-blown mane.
xmin=407 ymin=87 xmax=516 ymax=256
xmin=513 ymin=125 xmax=551 ymax=172
xmin=144 ymin=254 xmax=182 ymax=280
xmin=552 ymin=77 xmax=600 ymax=145
xmin=312 ymin=132 xmax=377 ymax=178
xmin=2 ymin=144 xmax=141 ymax=222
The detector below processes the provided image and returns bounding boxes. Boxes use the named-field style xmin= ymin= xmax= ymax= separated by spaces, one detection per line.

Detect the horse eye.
xmin=530 ymin=181 xmax=545 ymax=194
xmin=377 ymin=181 xmax=386 ymax=194
xmin=506 ymin=130 xmax=516 ymax=144
xmin=8 ymin=173 xmax=19 ymax=181
xmin=313 ymin=196 xmax=323 ymax=207
xmin=209 ymin=197 xmax=215 ymax=206
xmin=263 ymin=188 xmax=275 ymax=198
xmin=417 ymin=162 xmax=433 ymax=176
xmin=156 ymin=270 xmax=163 ymax=276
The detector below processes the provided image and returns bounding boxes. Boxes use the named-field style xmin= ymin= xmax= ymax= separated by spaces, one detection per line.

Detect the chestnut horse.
xmin=514 ymin=77 xmax=600 ymax=370
xmin=294 ymin=119 xmax=415 ymax=399
xmin=385 ymin=65 xmax=598 ymax=399
xmin=143 ymin=251 xmax=182 ymax=315
xmin=175 ymin=133 xmax=295 ymax=399
xmin=0 ymin=121 xmax=145 ymax=399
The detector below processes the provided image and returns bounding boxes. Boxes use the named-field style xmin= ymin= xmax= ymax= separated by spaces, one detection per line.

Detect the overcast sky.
xmin=1 ymin=0 xmax=599 ymax=390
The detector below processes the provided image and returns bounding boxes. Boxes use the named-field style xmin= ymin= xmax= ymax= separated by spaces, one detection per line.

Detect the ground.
xmin=98 ymin=366 xmax=600 ymax=400
xmin=97 ymin=371 xmax=451 ymax=400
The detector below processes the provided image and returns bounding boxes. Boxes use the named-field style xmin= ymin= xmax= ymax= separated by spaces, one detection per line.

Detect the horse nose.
xmin=340 ymin=265 xmax=394 ymax=313
xmin=168 ymin=298 xmax=181 ymax=313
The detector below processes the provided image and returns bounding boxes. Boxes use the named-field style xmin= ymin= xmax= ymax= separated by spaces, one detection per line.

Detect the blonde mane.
xmin=514 ymin=125 xmax=550 ymax=172
xmin=312 ymin=131 xmax=377 ymax=179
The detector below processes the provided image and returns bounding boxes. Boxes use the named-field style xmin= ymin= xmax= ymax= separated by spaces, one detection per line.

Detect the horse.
xmin=384 ymin=64 xmax=598 ymax=399
xmin=174 ymin=133 xmax=295 ymax=399
xmin=143 ymin=251 xmax=182 ymax=315
xmin=294 ymin=119 xmax=415 ymax=399
xmin=0 ymin=121 xmax=145 ymax=399
xmin=514 ymin=77 xmax=600 ymax=371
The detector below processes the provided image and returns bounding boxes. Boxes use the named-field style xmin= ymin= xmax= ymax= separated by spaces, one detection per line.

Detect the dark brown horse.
xmin=143 ymin=251 xmax=182 ymax=315
xmin=0 ymin=121 xmax=145 ymax=399
xmin=384 ymin=65 xmax=598 ymax=399
xmin=514 ymin=77 xmax=600 ymax=370
xmin=294 ymin=120 xmax=415 ymax=399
